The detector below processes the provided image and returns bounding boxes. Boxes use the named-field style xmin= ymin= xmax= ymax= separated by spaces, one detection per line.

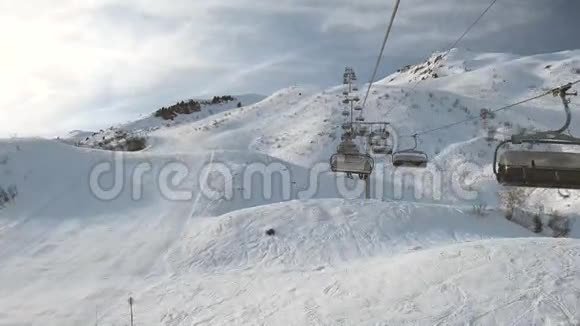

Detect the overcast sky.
xmin=1 ymin=0 xmax=580 ymax=137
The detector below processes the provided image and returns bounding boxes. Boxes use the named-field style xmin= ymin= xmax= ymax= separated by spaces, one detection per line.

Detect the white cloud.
xmin=0 ymin=0 xmax=577 ymax=137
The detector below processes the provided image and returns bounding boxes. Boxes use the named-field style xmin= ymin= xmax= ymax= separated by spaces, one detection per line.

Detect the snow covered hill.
xmin=60 ymin=94 xmax=265 ymax=149
xmin=1 ymin=49 xmax=580 ymax=325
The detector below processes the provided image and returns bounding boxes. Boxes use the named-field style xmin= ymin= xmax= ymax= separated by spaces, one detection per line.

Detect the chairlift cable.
xmin=383 ymin=0 xmax=500 ymax=118
xmin=403 ymin=80 xmax=580 ymax=137
xmin=409 ymin=0 xmax=500 ymax=93
xmin=361 ymin=0 xmax=401 ymax=109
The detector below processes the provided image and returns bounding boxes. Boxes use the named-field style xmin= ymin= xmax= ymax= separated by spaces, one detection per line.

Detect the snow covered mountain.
xmin=1 ymin=49 xmax=580 ymax=325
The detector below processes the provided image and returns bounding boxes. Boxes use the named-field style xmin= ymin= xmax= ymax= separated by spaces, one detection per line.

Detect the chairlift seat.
xmin=392 ymin=151 xmax=428 ymax=167
xmin=354 ymin=106 xmax=362 ymax=111
xmin=357 ymin=126 xmax=369 ymax=136
xmin=497 ymin=150 xmax=580 ymax=189
xmin=355 ymin=117 xmax=365 ymax=122
xmin=369 ymin=134 xmax=384 ymax=146
xmin=342 ymin=99 xmax=350 ymax=104
xmin=337 ymin=140 xmax=360 ymax=155
xmin=341 ymin=132 xmax=353 ymax=141
xmin=330 ymin=153 xmax=374 ymax=175
xmin=372 ymin=146 xmax=393 ymax=155
xmin=342 ymin=110 xmax=350 ymax=116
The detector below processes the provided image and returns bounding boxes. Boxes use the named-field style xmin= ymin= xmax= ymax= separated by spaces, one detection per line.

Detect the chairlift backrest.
xmin=330 ymin=152 xmax=374 ymax=175
xmin=337 ymin=139 xmax=360 ymax=154
xmin=392 ymin=150 xmax=428 ymax=167
xmin=492 ymin=84 xmax=580 ymax=188
xmin=496 ymin=150 xmax=580 ymax=189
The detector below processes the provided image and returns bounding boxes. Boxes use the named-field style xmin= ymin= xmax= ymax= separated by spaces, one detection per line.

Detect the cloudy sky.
xmin=1 ymin=0 xmax=579 ymax=137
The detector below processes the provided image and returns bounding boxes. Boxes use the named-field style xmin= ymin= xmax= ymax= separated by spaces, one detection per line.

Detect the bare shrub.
xmin=0 ymin=185 xmax=17 ymax=208
xmin=532 ymin=214 xmax=543 ymax=233
xmin=499 ymin=188 xmax=527 ymax=220
xmin=547 ymin=211 xmax=572 ymax=238
xmin=452 ymin=99 xmax=460 ymax=108
xmin=125 ymin=137 xmax=147 ymax=152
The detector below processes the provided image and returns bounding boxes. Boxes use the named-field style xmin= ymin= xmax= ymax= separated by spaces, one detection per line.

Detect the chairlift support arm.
xmin=511 ymin=84 xmax=578 ymax=144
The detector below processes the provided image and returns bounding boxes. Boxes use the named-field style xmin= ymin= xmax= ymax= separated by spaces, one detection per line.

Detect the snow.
xmin=2 ymin=49 xmax=580 ymax=325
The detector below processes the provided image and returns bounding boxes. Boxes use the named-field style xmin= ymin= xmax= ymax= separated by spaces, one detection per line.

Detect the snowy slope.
xmin=1 ymin=48 xmax=580 ymax=325
xmin=126 ymin=238 xmax=580 ymax=326
xmin=0 ymin=199 xmax=537 ymax=325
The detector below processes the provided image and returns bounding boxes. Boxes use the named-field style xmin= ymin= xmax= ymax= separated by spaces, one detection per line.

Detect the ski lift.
xmin=392 ymin=135 xmax=428 ymax=167
xmin=342 ymin=99 xmax=350 ymax=104
xmin=369 ymin=130 xmax=392 ymax=154
xmin=353 ymin=96 xmax=360 ymax=102
xmin=354 ymin=106 xmax=362 ymax=111
xmin=330 ymin=139 xmax=374 ymax=179
xmin=353 ymin=86 xmax=359 ymax=91
xmin=342 ymin=91 xmax=349 ymax=96
xmin=342 ymin=110 xmax=350 ymax=116
xmin=342 ymin=122 xmax=352 ymax=130
xmin=357 ymin=125 xmax=369 ymax=136
xmin=494 ymin=84 xmax=580 ymax=189
xmin=341 ymin=131 xmax=353 ymax=141
xmin=355 ymin=116 xmax=365 ymax=122
xmin=369 ymin=129 xmax=390 ymax=144
xmin=372 ymin=145 xmax=392 ymax=154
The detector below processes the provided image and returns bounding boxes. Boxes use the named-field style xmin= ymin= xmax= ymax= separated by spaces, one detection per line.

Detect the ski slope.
xmin=1 ymin=49 xmax=580 ymax=325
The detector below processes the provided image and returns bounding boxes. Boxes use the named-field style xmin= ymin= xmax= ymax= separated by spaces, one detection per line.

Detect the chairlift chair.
xmin=342 ymin=91 xmax=349 ymax=96
xmin=336 ymin=139 xmax=359 ymax=154
xmin=392 ymin=135 xmax=428 ymax=167
xmin=331 ymin=140 xmax=374 ymax=178
xmin=369 ymin=132 xmax=392 ymax=154
xmin=392 ymin=151 xmax=428 ymax=167
xmin=493 ymin=84 xmax=580 ymax=189
xmin=342 ymin=99 xmax=350 ymax=104
xmin=353 ymin=86 xmax=359 ymax=91
xmin=354 ymin=106 xmax=362 ymax=111
xmin=369 ymin=134 xmax=380 ymax=146
xmin=369 ymin=130 xmax=390 ymax=145
xmin=330 ymin=153 xmax=374 ymax=179
xmin=342 ymin=122 xmax=352 ymax=130
xmin=355 ymin=116 xmax=365 ymax=122
xmin=341 ymin=131 xmax=353 ymax=141
xmin=357 ymin=126 xmax=369 ymax=136
xmin=372 ymin=145 xmax=392 ymax=155
xmin=495 ymin=148 xmax=580 ymax=189
xmin=353 ymin=96 xmax=360 ymax=102
xmin=342 ymin=110 xmax=350 ymax=116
